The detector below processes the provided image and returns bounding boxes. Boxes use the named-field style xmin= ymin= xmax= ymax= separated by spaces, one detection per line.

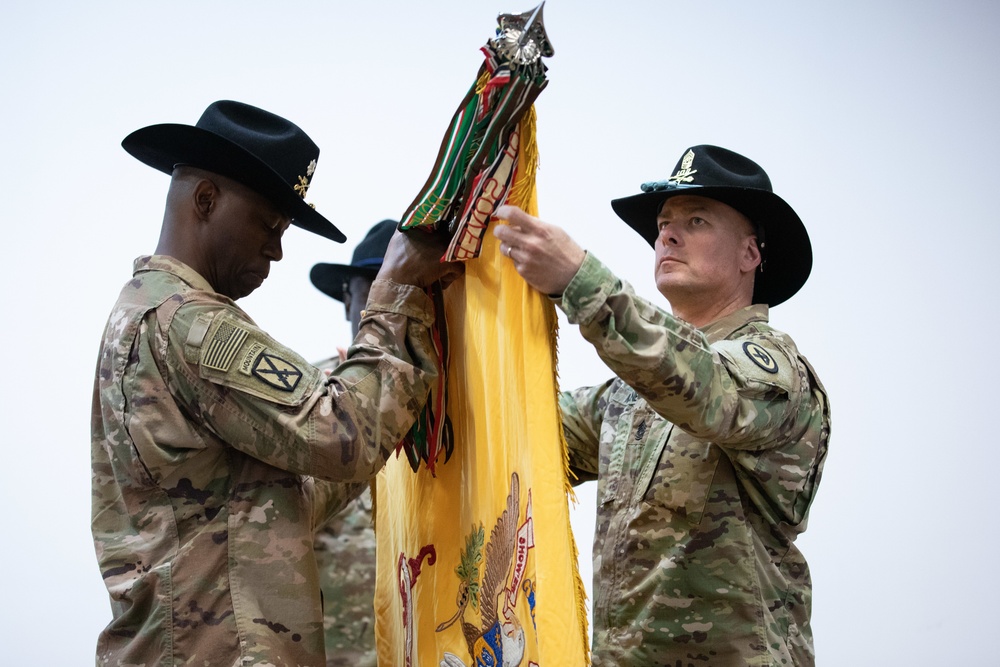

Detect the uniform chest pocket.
xmin=638 ymin=428 xmax=721 ymax=525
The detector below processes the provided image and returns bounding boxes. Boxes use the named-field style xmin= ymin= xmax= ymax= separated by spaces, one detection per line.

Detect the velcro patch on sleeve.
xmin=201 ymin=320 xmax=250 ymax=372
xmin=249 ymin=352 xmax=303 ymax=392
xmin=237 ymin=341 xmax=267 ymax=376
xmin=194 ymin=310 xmax=319 ymax=406
xmin=714 ymin=338 xmax=796 ymax=395
xmin=741 ymin=341 xmax=779 ymax=374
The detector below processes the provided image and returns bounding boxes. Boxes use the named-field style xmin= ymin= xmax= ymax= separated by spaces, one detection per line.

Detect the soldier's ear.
xmin=740 ymin=234 xmax=762 ymax=275
xmin=193 ymin=178 xmax=219 ymax=222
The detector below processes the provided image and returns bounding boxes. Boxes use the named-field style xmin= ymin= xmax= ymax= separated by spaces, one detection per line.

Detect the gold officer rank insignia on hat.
xmin=294 ymin=159 xmax=318 ymax=198
xmin=668 ymin=149 xmax=698 ymax=184
xmin=202 ymin=321 xmax=249 ymax=372
xmin=742 ymin=341 xmax=779 ymax=374
xmin=294 ymin=175 xmax=310 ymax=198
xmin=252 ymin=353 xmax=302 ymax=392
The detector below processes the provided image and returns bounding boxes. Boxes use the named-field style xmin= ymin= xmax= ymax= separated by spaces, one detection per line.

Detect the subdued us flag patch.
xmin=202 ymin=321 xmax=249 ymax=372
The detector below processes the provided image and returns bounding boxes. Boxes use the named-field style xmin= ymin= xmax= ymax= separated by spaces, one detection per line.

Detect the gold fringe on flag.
xmin=374 ymin=107 xmax=590 ymax=666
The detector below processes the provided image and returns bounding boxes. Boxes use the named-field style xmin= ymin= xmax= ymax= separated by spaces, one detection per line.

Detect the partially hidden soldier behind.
xmin=90 ymin=101 xmax=461 ymax=666
xmin=494 ymin=145 xmax=830 ymax=666
xmin=308 ymin=219 xmax=396 ymax=666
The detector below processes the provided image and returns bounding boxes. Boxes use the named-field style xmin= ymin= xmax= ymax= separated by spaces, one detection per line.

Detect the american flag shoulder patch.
xmin=201 ymin=319 xmax=250 ymax=372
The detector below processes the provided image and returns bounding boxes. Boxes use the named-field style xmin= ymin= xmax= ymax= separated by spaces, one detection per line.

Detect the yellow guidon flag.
xmin=374 ymin=5 xmax=590 ymax=666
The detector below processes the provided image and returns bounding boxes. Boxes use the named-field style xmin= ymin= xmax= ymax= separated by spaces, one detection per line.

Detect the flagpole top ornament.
xmin=493 ymin=2 xmax=554 ymax=69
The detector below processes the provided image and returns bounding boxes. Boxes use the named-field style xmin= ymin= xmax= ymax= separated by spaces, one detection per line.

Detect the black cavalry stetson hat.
xmin=121 ymin=100 xmax=345 ymax=243
xmin=310 ymin=219 xmax=397 ymax=302
xmin=611 ymin=145 xmax=812 ymax=307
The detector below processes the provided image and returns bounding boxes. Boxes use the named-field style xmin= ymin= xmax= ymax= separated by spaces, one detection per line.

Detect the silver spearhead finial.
xmin=494 ymin=2 xmax=554 ymax=67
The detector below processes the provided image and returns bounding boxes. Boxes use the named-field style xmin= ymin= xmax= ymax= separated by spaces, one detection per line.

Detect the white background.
xmin=2 ymin=1 xmax=998 ymax=664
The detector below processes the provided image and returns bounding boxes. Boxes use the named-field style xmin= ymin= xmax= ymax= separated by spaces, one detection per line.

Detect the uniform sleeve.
xmin=560 ymin=252 xmax=814 ymax=451
xmin=307 ymin=478 xmax=369 ymax=530
xmin=159 ymin=279 xmax=438 ymax=482
xmin=559 ymin=381 xmax=613 ymax=485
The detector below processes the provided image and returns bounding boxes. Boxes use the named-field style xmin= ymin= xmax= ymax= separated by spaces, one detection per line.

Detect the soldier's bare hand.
xmin=378 ymin=229 xmax=464 ymax=289
xmin=493 ymin=205 xmax=586 ymax=295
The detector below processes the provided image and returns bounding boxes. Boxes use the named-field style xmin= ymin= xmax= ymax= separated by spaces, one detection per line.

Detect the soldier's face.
xmin=653 ymin=195 xmax=760 ymax=304
xmin=207 ymin=182 xmax=291 ymax=300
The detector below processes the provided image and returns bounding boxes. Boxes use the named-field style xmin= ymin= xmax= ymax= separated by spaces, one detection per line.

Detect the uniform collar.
xmin=133 ymin=255 xmax=216 ymax=294
xmin=699 ymin=303 xmax=769 ymax=344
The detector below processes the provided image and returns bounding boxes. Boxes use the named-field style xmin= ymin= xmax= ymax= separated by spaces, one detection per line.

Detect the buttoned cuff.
xmin=364 ymin=280 xmax=435 ymax=327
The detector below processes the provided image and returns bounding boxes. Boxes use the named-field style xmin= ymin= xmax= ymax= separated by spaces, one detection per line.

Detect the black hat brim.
xmin=122 ymin=124 xmax=346 ymax=243
xmin=309 ymin=263 xmax=380 ymax=302
xmin=611 ymin=187 xmax=812 ymax=307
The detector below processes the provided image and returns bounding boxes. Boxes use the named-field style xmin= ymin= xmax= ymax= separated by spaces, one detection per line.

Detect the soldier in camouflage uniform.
xmin=91 ymin=101 xmax=461 ymax=666
xmin=308 ymin=219 xmax=397 ymax=666
xmin=494 ymin=145 xmax=830 ymax=666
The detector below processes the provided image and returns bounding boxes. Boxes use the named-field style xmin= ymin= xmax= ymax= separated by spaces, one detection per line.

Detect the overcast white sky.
xmin=2 ymin=1 xmax=998 ymax=664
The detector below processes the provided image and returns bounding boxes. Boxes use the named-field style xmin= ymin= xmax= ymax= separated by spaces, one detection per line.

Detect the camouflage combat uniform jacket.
xmin=560 ymin=253 xmax=830 ymax=667
xmin=312 ymin=355 xmax=377 ymax=667
xmin=91 ymin=256 xmax=438 ymax=666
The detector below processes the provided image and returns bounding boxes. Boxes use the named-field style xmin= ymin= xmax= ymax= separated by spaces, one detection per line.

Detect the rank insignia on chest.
xmin=251 ymin=353 xmax=302 ymax=392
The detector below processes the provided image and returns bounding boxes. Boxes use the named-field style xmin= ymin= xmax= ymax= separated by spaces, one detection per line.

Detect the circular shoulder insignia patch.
xmin=742 ymin=341 xmax=779 ymax=374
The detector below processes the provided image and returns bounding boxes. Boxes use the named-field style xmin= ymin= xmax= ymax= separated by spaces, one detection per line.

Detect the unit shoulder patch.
xmin=741 ymin=341 xmax=779 ymax=374
xmin=190 ymin=309 xmax=318 ymax=405
xmin=714 ymin=337 xmax=796 ymax=395
xmin=251 ymin=353 xmax=302 ymax=392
